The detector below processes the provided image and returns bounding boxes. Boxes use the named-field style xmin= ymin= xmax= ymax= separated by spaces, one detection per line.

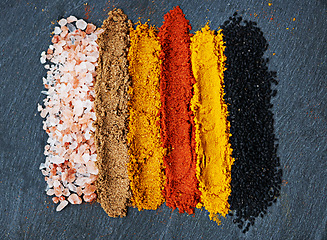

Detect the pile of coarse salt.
xmin=38 ymin=16 xmax=104 ymax=211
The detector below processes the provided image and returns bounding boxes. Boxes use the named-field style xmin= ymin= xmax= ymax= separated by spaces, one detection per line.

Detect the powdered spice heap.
xmin=190 ymin=25 xmax=234 ymax=223
xmin=94 ymin=8 xmax=133 ymax=217
xmin=158 ymin=6 xmax=201 ymax=214
xmin=127 ymin=23 xmax=165 ymax=210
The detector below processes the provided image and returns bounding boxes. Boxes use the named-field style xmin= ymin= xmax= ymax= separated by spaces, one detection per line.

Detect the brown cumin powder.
xmin=94 ymin=8 xmax=133 ymax=217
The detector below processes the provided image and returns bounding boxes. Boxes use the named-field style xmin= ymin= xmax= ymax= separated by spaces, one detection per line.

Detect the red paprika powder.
xmin=158 ymin=6 xmax=201 ymax=214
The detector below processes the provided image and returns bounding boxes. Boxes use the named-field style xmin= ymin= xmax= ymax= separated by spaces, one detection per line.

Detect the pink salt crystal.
xmin=89 ymin=174 xmax=97 ymax=183
xmin=85 ymin=24 xmax=96 ymax=34
xmin=83 ymin=193 xmax=96 ymax=203
xmin=77 ymin=167 xmax=86 ymax=174
xmin=56 ymin=200 xmax=68 ymax=211
xmin=54 ymin=186 xmax=62 ymax=197
xmin=86 ymin=161 xmax=98 ymax=175
xmin=66 ymin=172 xmax=76 ymax=183
xmin=52 ymin=197 xmax=60 ymax=204
xmin=83 ymin=184 xmax=96 ymax=195
xmin=94 ymin=29 xmax=104 ymax=35
xmin=53 ymin=180 xmax=60 ymax=188
xmin=40 ymin=109 xmax=48 ymax=118
xmin=61 ymin=170 xmax=68 ymax=182
xmin=75 ymin=177 xmax=90 ymax=187
xmin=60 ymin=30 xmax=68 ymax=38
xmin=76 ymin=187 xmax=82 ymax=196
xmin=68 ymin=193 xmax=82 ymax=204
xmin=67 ymin=16 xmax=77 ymax=23
xmin=62 ymin=188 xmax=70 ymax=197
xmin=52 ymin=175 xmax=60 ymax=181
xmin=59 ymin=196 xmax=66 ymax=201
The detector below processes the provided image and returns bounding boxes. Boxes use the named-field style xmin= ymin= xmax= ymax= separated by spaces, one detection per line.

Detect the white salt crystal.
xmin=54 ymin=26 xmax=62 ymax=35
xmin=40 ymin=109 xmax=48 ymax=118
xmin=88 ymin=33 xmax=97 ymax=41
xmin=47 ymin=178 xmax=54 ymax=188
xmin=70 ymin=141 xmax=78 ymax=150
xmin=39 ymin=162 xmax=46 ymax=169
xmin=58 ymin=18 xmax=67 ymax=27
xmin=40 ymin=57 xmax=46 ymax=64
xmin=74 ymin=99 xmax=84 ymax=117
xmin=37 ymin=103 xmax=43 ymax=112
xmin=76 ymin=19 xmax=87 ymax=30
xmin=46 ymin=188 xmax=55 ymax=196
xmin=75 ymin=177 xmax=89 ymax=187
xmin=67 ymin=183 xmax=77 ymax=192
xmin=53 ymin=180 xmax=60 ymax=188
xmin=82 ymin=153 xmax=90 ymax=163
xmin=84 ymin=131 xmax=90 ymax=140
xmin=41 ymin=170 xmax=49 ymax=176
xmin=85 ymin=62 xmax=95 ymax=71
xmin=86 ymin=56 xmax=97 ymax=63
xmin=90 ymin=154 xmax=97 ymax=162
xmin=67 ymin=16 xmax=77 ymax=23
xmin=56 ymin=200 xmax=68 ymax=211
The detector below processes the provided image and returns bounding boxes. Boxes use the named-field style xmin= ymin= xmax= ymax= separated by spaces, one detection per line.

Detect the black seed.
xmin=221 ymin=13 xmax=282 ymax=233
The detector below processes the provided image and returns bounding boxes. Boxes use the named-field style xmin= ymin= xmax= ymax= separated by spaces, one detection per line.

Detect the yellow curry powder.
xmin=190 ymin=25 xmax=234 ymax=223
xmin=127 ymin=23 xmax=165 ymax=210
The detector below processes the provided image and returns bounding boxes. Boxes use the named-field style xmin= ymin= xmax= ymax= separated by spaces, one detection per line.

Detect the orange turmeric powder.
xmin=190 ymin=25 xmax=234 ymax=223
xmin=127 ymin=22 xmax=165 ymax=210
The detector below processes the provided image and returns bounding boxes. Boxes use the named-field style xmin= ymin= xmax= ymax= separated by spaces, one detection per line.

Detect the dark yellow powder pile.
xmin=127 ymin=22 xmax=166 ymax=211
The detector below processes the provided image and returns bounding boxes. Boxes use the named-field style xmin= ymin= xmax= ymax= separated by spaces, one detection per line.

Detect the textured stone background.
xmin=0 ymin=0 xmax=326 ymax=239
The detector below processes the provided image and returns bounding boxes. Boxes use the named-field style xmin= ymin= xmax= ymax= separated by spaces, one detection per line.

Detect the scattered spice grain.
xmin=158 ymin=6 xmax=201 ymax=214
xmin=94 ymin=8 xmax=133 ymax=217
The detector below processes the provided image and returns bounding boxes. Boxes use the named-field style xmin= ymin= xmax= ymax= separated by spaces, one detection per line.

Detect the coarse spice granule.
xmin=127 ymin=22 xmax=166 ymax=211
xmin=221 ymin=13 xmax=282 ymax=233
xmin=94 ymin=8 xmax=133 ymax=218
xmin=158 ymin=6 xmax=201 ymax=214
xmin=190 ymin=24 xmax=234 ymax=224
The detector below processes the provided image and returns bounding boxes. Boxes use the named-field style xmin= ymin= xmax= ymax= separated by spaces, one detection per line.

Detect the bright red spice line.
xmin=158 ymin=6 xmax=201 ymax=214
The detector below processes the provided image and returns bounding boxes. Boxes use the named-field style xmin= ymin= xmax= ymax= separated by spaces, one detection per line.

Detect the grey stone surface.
xmin=0 ymin=0 xmax=326 ymax=239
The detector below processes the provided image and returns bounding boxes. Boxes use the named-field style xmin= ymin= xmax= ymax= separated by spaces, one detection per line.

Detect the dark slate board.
xmin=0 ymin=0 xmax=326 ymax=239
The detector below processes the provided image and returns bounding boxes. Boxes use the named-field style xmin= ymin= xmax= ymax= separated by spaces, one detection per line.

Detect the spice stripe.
xmin=221 ymin=13 xmax=282 ymax=232
xmin=190 ymin=25 xmax=234 ymax=223
xmin=94 ymin=9 xmax=132 ymax=217
xmin=158 ymin=6 xmax=201 ymax=214
xmin=127 ymin=22 xmax=165 ymax=210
